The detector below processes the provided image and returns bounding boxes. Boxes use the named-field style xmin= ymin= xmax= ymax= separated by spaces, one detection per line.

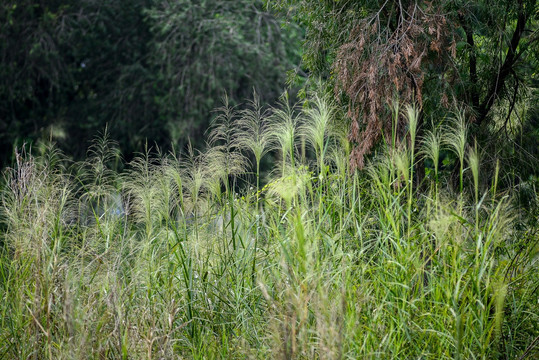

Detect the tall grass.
xmin=1 ymin=94 xmax=538 ymax=359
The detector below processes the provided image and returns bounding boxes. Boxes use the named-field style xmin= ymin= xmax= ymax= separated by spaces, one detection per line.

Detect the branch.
xmin=458 ymin=13 xmax=479 ymax=109
xmin=476 ymin=0 xmax=528 ymax=125
xmin=518 ymin=335 xmax=539 ymax=360
xmin=493 ymin=68 xmax=520 ymax=140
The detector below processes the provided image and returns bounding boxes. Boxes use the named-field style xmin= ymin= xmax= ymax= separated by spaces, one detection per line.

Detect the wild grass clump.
xmin=1 ymin=94 xmax=538 ymax=359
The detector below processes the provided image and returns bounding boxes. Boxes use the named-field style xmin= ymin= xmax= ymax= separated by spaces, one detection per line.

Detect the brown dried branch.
xmin=335 ymin=2 xmax=453 ymax=170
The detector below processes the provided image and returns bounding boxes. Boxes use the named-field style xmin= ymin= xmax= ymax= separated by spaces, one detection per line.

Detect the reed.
xmin=0 ymin=93 xmax=537 ymax=359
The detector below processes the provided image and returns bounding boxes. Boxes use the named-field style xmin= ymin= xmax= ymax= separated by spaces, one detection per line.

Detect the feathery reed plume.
xmin=266 ymin=163 xmax=311 ymax=208
xmin=80 ymin=128 xmax=119 ymax=189
xmin=2 ymin=148 xmax=74 ymax=255
xmin=404 ymin=104 xmax=419 ymax=151
xmin=269 ymin=91 xmax=300 ymax=175
xmin=1 ymin=93 xmax=537 ymax=359
xmin=404 ymin=105 xmax=419 ymax=237
xmin=164 ymin=151 xmax=185 ymax=218
xmin=444 ymin=110 xmax=468 ymax=192
xmin=207 ymin=96 xmax=249 ymax=250
xmin=181 ymin=142 xmax=207 ymax=216
xmin=122 ymin=148 xmax=171 ymax=238
xmin=236 ymin=91 xmax=270 ymax=169
xmin=468 ymin=142 xmax=480 ymax=228
xmin=236 ymin=91 xmax=270 ymax=197
xmin=300 ymin=92 xmax=335 ymax=175
xmin=328 ymin=147 xmax=349 ymax=179
xmin=394 ymin=149 xmax=410 ymax=188
xmin=235 ymin=90 xmax=271 ymax=279
xmin=468 ymin=143 xmax=480 ymax=200
xmin=207 ymin=95 xmax=249 ymax=192
xmin=77 ymin=129 xmax=121 ymax=225
xmin=178 ymin=142 xmax=209 ymax=245
xmin=420 ymin=124 xmax=443 ymax=187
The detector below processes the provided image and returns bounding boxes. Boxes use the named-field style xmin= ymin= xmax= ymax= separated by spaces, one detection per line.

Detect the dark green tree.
xmin=146 ymin=0 xmax=300 ymax=148
xmin=0 ymin=0 xmax=301 ymax=167
xmin=0 ymin=0 xmax=158 ymax=163
xmin=0 ymin=1 xmax=73 ymax=162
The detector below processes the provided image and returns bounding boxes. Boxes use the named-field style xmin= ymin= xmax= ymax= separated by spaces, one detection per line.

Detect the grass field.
xmin=1 ymin=95 xmax=538 ymax=359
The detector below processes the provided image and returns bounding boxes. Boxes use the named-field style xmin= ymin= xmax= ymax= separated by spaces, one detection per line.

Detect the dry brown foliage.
xmin=334 ymin=1 xmax=455 ymax=170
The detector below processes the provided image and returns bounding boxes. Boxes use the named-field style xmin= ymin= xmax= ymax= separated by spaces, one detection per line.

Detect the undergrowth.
xmin=1 ymin=93 xmax=538 ymax=359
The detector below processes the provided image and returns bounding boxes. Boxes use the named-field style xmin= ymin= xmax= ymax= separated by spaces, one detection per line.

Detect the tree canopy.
xmin=269 ymin=0 xmax=539 ymax=169
xmin=0 ymin=0 xmax=301 ymax=166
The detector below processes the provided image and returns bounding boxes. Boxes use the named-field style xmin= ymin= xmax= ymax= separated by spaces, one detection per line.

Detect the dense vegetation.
xmin=1 ymin=94 xmax=538 ymax=358
xmin=1 ymin=0 xmax=539 ymax=359
xmin=271 ymin=0 xmax=539 ymax=171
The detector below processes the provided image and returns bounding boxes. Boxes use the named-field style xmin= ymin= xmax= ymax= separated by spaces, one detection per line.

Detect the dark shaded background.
xmin=0 ymin=0 xmax=303 ymax=167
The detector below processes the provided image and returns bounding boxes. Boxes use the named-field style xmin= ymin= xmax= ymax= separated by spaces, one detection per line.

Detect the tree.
xmin=268 ymin=0 xmax=539 ymax=169
xmin=0 ymin=1 xmax=73 ymax=163
xmin=0 ymin=0 xmax=156 ymax=163
xmin=0 ymin=0 xmax=301 ymax=167
xmin=146 ymin=0 xmax=300 ymax=148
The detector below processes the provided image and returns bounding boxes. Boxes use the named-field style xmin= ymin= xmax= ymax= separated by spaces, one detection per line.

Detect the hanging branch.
xmin=334 ymin=1 xmax=452 ymax=169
